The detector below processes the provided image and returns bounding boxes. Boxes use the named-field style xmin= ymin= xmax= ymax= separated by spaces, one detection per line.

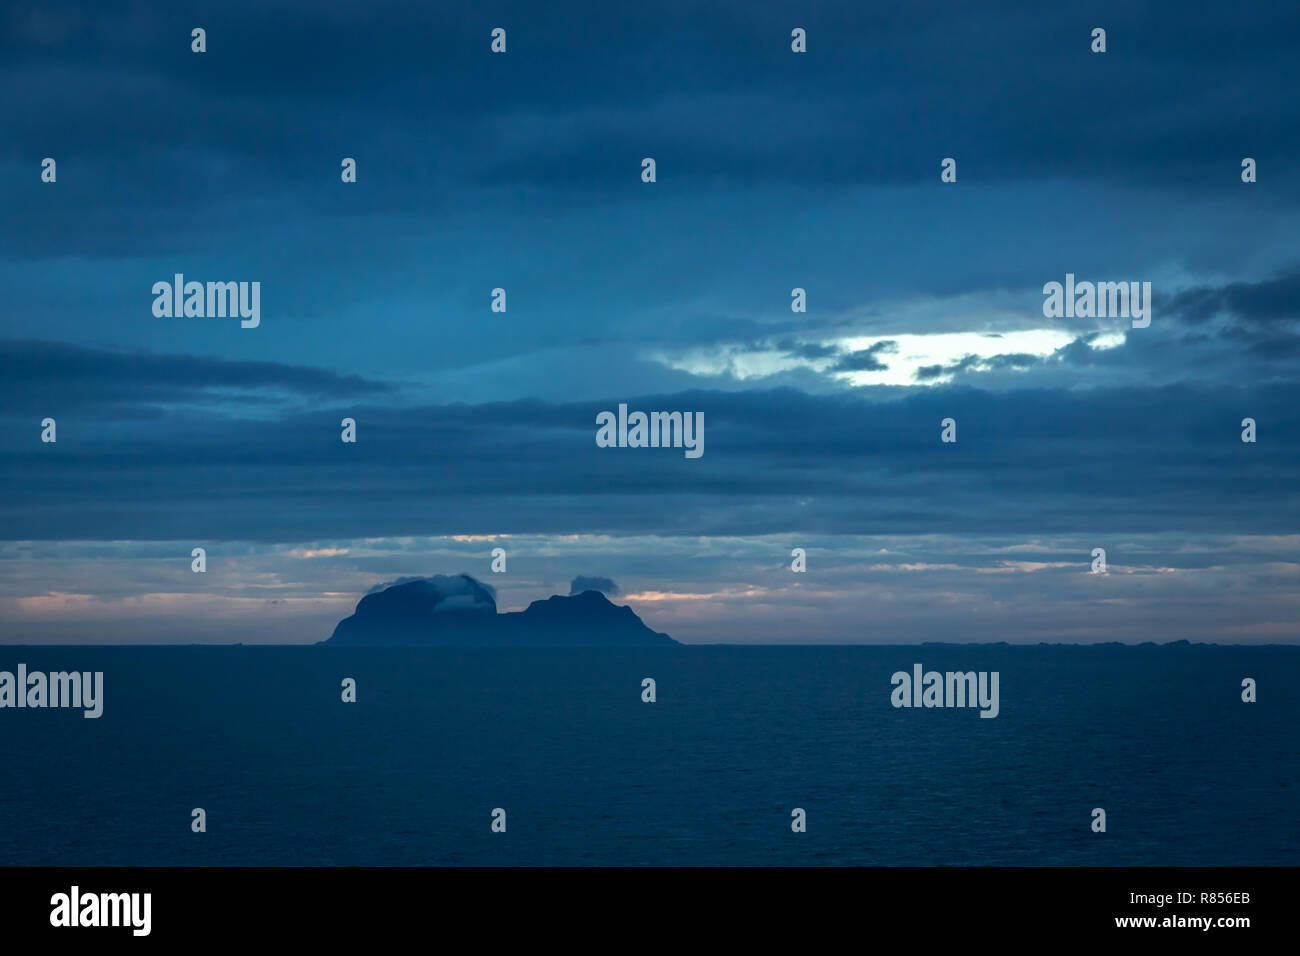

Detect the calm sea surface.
xmin=2 ymin=645 xmax=1296 ymax=865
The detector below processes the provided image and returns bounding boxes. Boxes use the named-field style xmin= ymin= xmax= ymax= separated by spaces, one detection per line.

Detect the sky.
xmin=2 ymin=0 xmax=1298 ymax=643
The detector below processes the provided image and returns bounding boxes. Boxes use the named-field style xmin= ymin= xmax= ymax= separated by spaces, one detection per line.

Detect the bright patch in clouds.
xmin=833 ymin=330 xmax=1075 ymax=385
xmin=651 ymin=329 xmax=1097 ymax=386
xmin=648 ymin=346 xmax=812 ymax=381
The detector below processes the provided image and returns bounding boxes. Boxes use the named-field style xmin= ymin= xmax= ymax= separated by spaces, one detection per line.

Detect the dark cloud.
xmin=915 ymin=355 xmax=973 ymax=381
xmin=1167 ymin=268 xmax=1300 ymax=326
xmin=1 ymin=345 xmax=1296 ymax=540
xmin=831 ymin=340 xmax=898 ymax=372
xmin=0 ymin=339 xmax=393 ymax=416
xmin=5 ymin=0 xmax=1299 ymax=259
xmin=919 ymin=352 xmax=1041 ymax=381
xmin=570 ymin=575 xmax=619 ymax=597
xmin=985 ymin=353 xmax=1039 ymax=370
xmin=771 ymin=338 xmax=841 ymax=361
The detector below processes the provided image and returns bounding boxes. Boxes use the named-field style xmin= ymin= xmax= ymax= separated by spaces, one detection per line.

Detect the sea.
xmin=1 ymin=645 xmax=1296 ymax=866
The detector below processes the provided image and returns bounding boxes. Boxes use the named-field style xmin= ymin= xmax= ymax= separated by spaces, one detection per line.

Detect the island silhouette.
xmin=322 ymin=574 xmax=677 ymax=646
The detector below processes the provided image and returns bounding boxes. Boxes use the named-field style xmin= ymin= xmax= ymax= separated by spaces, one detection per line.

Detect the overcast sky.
xmin=2 ymin=0 xmax=1298 ymax=643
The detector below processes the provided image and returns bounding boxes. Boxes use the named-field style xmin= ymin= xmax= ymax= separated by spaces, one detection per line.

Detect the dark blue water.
xmin=1 ymin=646 xmax=1296 ymax=865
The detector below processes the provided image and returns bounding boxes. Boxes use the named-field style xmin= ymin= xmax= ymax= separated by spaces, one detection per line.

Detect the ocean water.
xmin=1 ymin=645 xmax=1296 ymax=866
